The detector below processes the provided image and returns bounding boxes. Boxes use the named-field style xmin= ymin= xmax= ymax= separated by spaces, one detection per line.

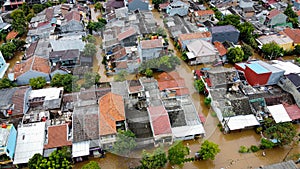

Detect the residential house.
xmin=50 ymin=39 xmax=85 ymax=52
xmin=257 ymin=34 xmax=294 ymax=51
xmin=0 ymin=86 xmax=30 ymax=119
xmin=0 ymin=51 xmax=9 ymax=79
xmin=13 ymin=122 xmax=46 ymax=165
xmin=23 ymin=40 xmax=51 ymax=59
xmin=280 ymin=28 xmax=300 ymax=46
xmin=2 ymin=0 xmax=25 ymax=11
xmin=147 ymin=106 xmax=173 ymax=146
xmin=294 ymin=0 xmax=300 ymax=10
xmin=139 ymin=38 xmax=164 ymax=62
xmin=214 ymin=41 xmax=227 ymax=62
xmin=127 ymin=0 xmax=149 ymax=11
xmin=210 ymin=25 xmax=240 ymax=44
xmin=278 ymin=73 xmax=300 ymax=107
xmin=10 ymin=56 xmax=51 ymax=85
xmin=258 ymin=160 xmax=298 ymax=169
xmin=26 ymin=24 xmax=55 ymax=43
xmin=186 ymin=39 xmax=218 ymax=65
xmin=98 ymin=92 xmax=126 ymax=149
xmin=117 ymin=27 xmax=137 ymax=47
xmin=60 ymin=11 xmax=84 ymax=33
xmin=105 ymin=0 xmax=125 ymax=12
xmin=0 ymin=124 xmax=17 ymax=165
xmin=239 ymin=0 xmax=255 ymax=18
xmin=193 ymin=10 xmax=214 ymax=23
xmin=44 ymin=124 xmax=72 ymax=157
xmin=178 ymin=31 xmax=212 ymax=50
xmin=265 ymin=9 xmax=287 ymax=27
xmin=166 ymin=0 xmax=190 ymax=17
xmin=49 ymin=49 xmax=80 ymax=68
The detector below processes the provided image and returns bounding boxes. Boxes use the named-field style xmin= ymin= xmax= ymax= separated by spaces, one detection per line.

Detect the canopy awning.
xmin=225 ymin=114 xmax=260 ymax=131
xmin=172 ymin=125 xmax=205 ymax=138
xmin=72 ymin=141 xmax=90 ymax=158
xmin=267 ymin=104 xmax=292 ymax=123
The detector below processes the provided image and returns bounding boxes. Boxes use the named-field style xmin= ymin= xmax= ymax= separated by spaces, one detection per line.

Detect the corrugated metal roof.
xmin=246 ymin=63 xmax=270 ymax=74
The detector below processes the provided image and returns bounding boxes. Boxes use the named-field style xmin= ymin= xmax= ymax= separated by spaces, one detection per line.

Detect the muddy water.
xmin=73 ymin=10 xmax=300 ymax=169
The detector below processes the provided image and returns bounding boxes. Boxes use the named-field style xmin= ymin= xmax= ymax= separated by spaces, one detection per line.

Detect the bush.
xmin=239 ymin=146 xmax=250 ymax=153
xmin=250 ymin=145 xmax=260 ymax=152
xmin=204 ymin=97 xmax=212 ymax=106
xmin=260 ymin=138 xmax=275 ymax=149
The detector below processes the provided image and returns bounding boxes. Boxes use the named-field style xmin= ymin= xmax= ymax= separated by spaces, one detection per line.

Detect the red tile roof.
xmin=140 ymin=39 xmax=163 ymax=49
xmin=37 ymin=21 xmax=50 ymax=28
xmin=116 ymin=61 xmax=128 ymax=69
xmin=117 ymin=27 xmax=136 ymax=41
xmin=45 ymin=8 xmax=54 ymax=21
xmin=148 ymin=106 xmax=172 ymax=136
xmin=175 ymin=88 xmax=190 ymax=96
xmin=157 ymin=71 xmax=186 ymax=91
xmin=6 ymin=31 xmax=18 ymax=41
xmin=214 ymin=41 xmax=227 ymax=56
xmin=178 ymin=31 xmax=211 ymax=41
xmin=281 ymin=28 xmax=300 ymax=44
xmin=267 ymin=9 xmax=281 ymax=19
xmin=13 ymin=56 xmax=51 ymax=79
xmin=194 ymin=70 xmax=203 ymax=78
xmin=25 ymin=41 xmax=38 ymax=59
xmin=44 ymin=124 xmax=72 ymax=149
xmin=99 ymin=92 xmax=125 ymax=136
xmin=65 ymin=11 xmax=81 ymax=22
xmin=284 ymin=104 xmax=300 ymax=120
xmin=194 ymin=10 xmax=214 ymax=16
xmin=113 ymin=47 xmax=127 ymax=60
xmin=11 ymin=86 xmax=29 ymax=117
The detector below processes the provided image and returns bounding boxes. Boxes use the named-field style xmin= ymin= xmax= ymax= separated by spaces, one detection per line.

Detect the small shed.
xmin=267 ymin=104 xmax=292 ymax=123
xmin=244 ymin=63 xmax=271 ymax=86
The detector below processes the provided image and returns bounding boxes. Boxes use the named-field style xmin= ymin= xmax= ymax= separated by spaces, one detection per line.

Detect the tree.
xmin=114 ymin=70 xmax=128 ymax=82
xmin=94 ymin=2 xmax=103 ymax=12
xmin=197 ymin=140 xmax=220 ymax=160
xmin=241 ymin=44 xmax=253 ymax=60
xmin=83 ymin=44 xmax=97 ymax=57
xmin=264 ymin=122 xmax=297 ymax=146
xmin=261 ymin=42 xmax=283 ymax=60
xmin=112 ymin=129 xmax=137 ymax=156
xmin=152 ymin=0 xmax=164 ymax=8
xmin=227 ymin=47 xmax=244 ymax=63
xmin=194 ymin=79 xmax=205 ymax=93
xmin=284 ymin=4 xmax=298 ymax=19
xmin=82 ymin=161 xmax=101 ymax=169
xmin=32 ymin=4 xmax=44 ymax=14
xmin=85 ymin=35 xmax=96 ymax=44
xmin=28 ymin=153 xmax=44 ymax=169
xmin=29 ymin=77 xmax=47 ymax=89
xmin=50 ymin=73 xmax=78 ymax=92
xmin=138 ymin=55 xmax=180 ymax=73
xmin=0 ymin=78 xmax=16 ymax=89
xmin=20 ymin=2 xmax=30 ymax=16
xmin=204 ymin=97 xmax=212 ymax=106
xmin=140 ymin=148 xmax=167 ymax=169
xmin=144 ymin=68 xmax=153 ymax=77
xmin=82 ymin=72 xmax=101 ymax=89
xmin=168 ymin=140 xmax=190 ymax=166
xmin=87 ymin=21 xmax=106 ymax=32
xmin=293 ymin=45 xmax=300 ymax=56
xmin=238 ymin=22 xmax=256 ymax=45
xmin=217 ymin=14 xmax=240 ymax=27
xmin=11 ymin=9 xmax=27 ymax=35
xmin=0 ymin=42 xmax=17 ymax=59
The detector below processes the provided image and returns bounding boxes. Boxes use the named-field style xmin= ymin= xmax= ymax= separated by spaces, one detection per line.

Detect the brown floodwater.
xmin=74 ymin=9 xmax=300 ymax=169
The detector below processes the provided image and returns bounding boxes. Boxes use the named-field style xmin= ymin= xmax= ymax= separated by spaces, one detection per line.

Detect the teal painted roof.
xmin=246 ymin=63 xmax=270 ymax=74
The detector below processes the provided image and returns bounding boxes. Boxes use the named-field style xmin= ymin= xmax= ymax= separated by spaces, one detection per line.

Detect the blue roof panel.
xmin=246 ymin=63 xmax=270 ymax=74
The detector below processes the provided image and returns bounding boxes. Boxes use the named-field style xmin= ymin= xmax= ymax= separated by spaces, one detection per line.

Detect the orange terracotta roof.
xmin=148 ymin=105 xmax=172 ymax=136
xmin=178 ymin=31 xmax=211 ymax=42
xmin=281 ymin=28 xmax=300 ymax=44
xmin=117 ymin=27 xmax=136 ymax=41
xmin=158 ymin=79 xmax=186 ymax=91
xmin=6 ymin=31 xmax=18 ymax=41
xmin=267 ymin=9 xmax=281 ymax=19
xmin=194 ymin=10 xmax=214 ymax=16
xmin=13 ymin=56 xmax=50 ymax=79
xmin=99 ymin=92 xmax=125 ymax=136
xmin=140 ymin=39 xmax=163 ymax=49
xmin=113 ymin=47 xmax=127 ymax=60
xmin=65 ymin=11 xmax=81 ymax=22
xmin=44 ymin=124 xmax=72 ymax=149
xmin=175 ymin=88 xmax=190 ymax=96
xmin=157 ymin=71 xmax=181 ymax=81
xmin=214 ymin=41 xmax=227 ymax=56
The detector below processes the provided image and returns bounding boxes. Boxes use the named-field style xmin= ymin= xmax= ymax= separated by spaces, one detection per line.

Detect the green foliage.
xmin=11 ymin=9 xmax=27 ymax=35
xmin=227 ymin=47 xmax=244 ymax=63
xmin=284 ymin=4 xmax=298 ymax=18
xmin=198 ymin=140 xmax=220 ymax=160
xmin=140 ymin=148 xmax=167 ymax=169
xmin=217 ymin=14 xmax=240 ymax=27
xmin=28 ymin=147 xmax=71 ymax=169
xmin=261 ymin=42 xmax=283 ymax=60
xmin=237 ymin=22 xmax=258 ymax=49
xmin=29 ymin=76 xmax=47 ymax=89
xmin=194 ymin=79 xmax=205 ymax=93
xmin=114 ymin=70 xmax=128 ymax=82
xmin=50 ymin=73 xmax=79 ymax=92
xmin=138 ymin=55 xmax=180 ymax=73
xmin=87 ymin=19 xmax=106 ymax=32
xmin=238 ymin=146 xmax=250 ymax=153
xmin=82 ymin=161 xmax=101 ymax=169
xmin=0 ymin=42 xmax=17 ymax=60
xmin=295 ymin=57 xmax=300 ymax=64
xmin=26 ymin=13 xmax=35 ymax=22
xmin=156 ymin=27 xmax=167 ymax=37
xmin=94 ymin=2 xmax=103 ymax=12
xmin=82 ymin=72 xmax=101 ymax=89
xmin=215 ymin=11 xmax=223 ymax=20
xmin=112 ymin=129 xmax=137 ymax=156
xmin=204 ymin=97 xmax=212 ymax=106
xmin=20 ymin=2 xmax=30 ymax=16
xmin=0 ymin=78 xmax=16 ymax=89
xmin=152 ymin=0 xmax=164 ymax=5
xmin=85 ymin=35 xmax=97 ymax=44
xmin=264 ymin=122 xmax=297 ymax=146
xmin=250 ymin=145 xmax=260 ymax=152
xmin=144 ymin=68 xmax=153 ymax=77
xmin=32 ymin=4 xmax=44 ymax=14
xmin=293 ymin=45 xmax=300 ymax=56
xmin=168 ymin=140 xmax=190 ymax=165
xmin=181 ymin=51 xmax=187 ymax=61
xmin=241 ymin=44 xmax=253 ymax=60
xmin=260 ymin=138 xmax=275 ymax=149
xmin=83 ymin=43 xmax=97 ymax=57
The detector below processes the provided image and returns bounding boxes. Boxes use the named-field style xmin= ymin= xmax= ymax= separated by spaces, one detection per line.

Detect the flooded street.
xmin=73 ymin=8 xmax=300 ymax=169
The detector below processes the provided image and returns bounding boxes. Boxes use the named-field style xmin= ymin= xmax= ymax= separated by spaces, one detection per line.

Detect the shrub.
xmin=260 ymin=138 xmax=275 ymax=149
xmin=250 ymin=145 xmax=260 ymax=152
xmin=239 ymin=146 xmax=250 ymax=153
xmin=204 ymin=97 xmax=212 ymax=106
